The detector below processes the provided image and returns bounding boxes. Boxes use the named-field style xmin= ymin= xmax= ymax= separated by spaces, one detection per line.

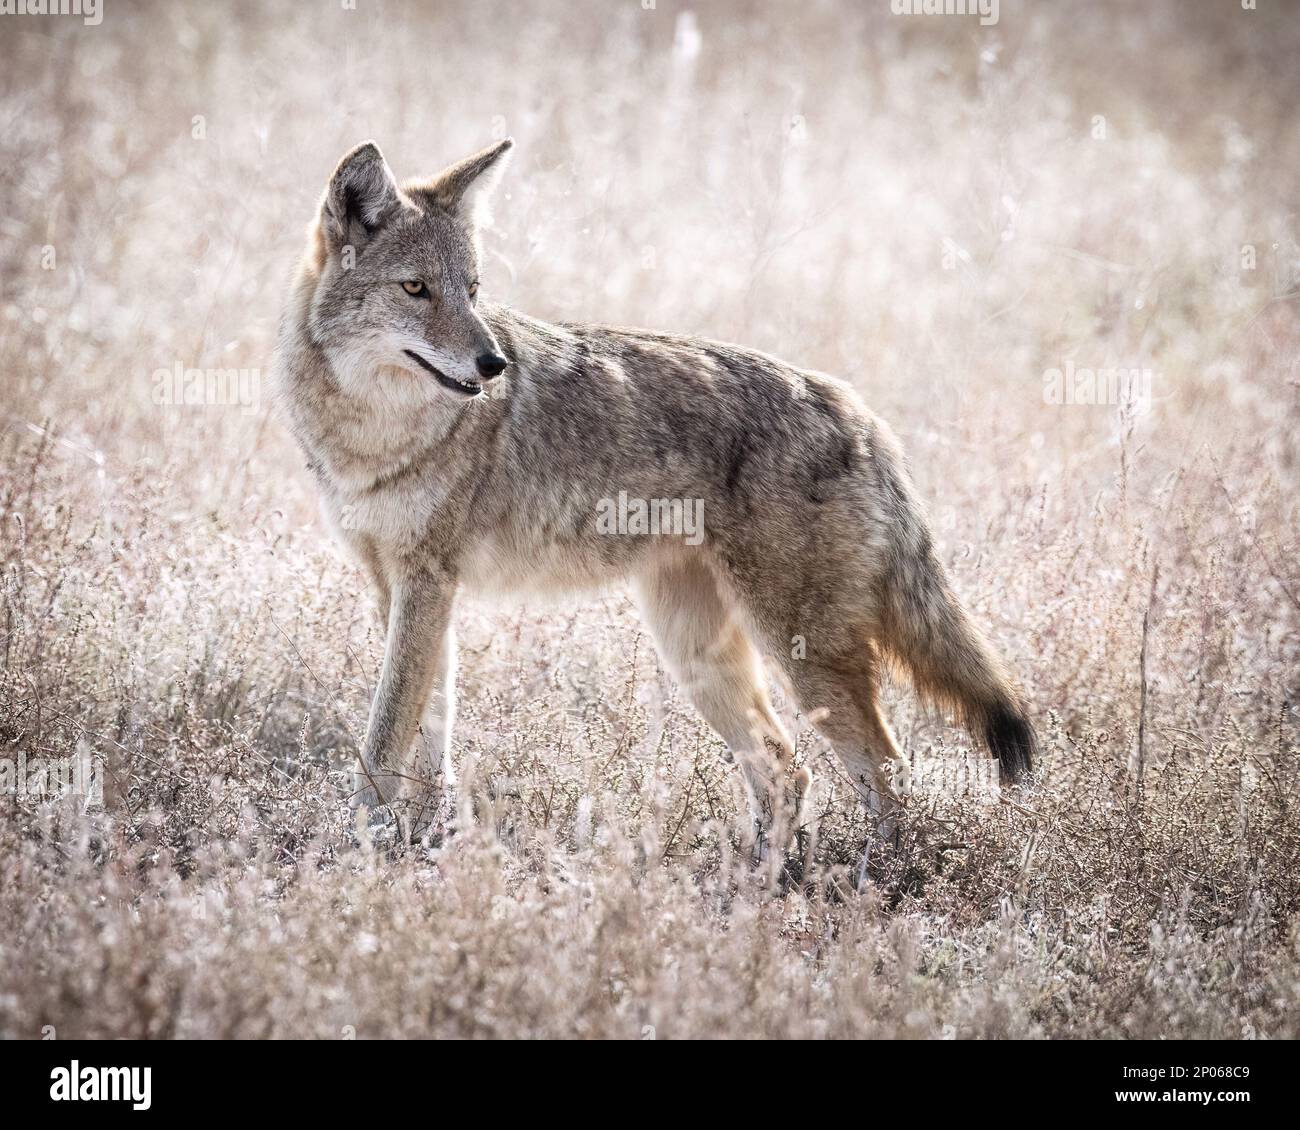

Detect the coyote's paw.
xmin=349 ymin=764 xmax=456 ymax=849
xmin=348 ymin=766 xmax=408 ymax=818
xmin=349 ymin=783 xmax=383 ymax=815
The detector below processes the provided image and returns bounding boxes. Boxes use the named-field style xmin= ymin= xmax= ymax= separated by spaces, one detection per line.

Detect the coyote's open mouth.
xmin=403 ymin=350 xmax=482 ymax=396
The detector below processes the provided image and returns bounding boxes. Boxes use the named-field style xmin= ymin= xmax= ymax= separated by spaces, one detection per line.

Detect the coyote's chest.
xmin=319 ymin=449 xmax=453 ymax=549
xmin=307 ymin=401 xmax=464 ymax=548
xmin=324 ymin=481 xmax=442 ymax=547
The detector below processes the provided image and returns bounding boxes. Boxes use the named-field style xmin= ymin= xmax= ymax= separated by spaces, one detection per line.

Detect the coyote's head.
xmin=306 ymin=139 xmax=514 ymax=401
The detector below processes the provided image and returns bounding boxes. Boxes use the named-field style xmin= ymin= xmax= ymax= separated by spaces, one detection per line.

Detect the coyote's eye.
xmin=468 ymin=281 xmax=480 ymax=304
xmin=400 ymin=280 xmax=429 ymax=298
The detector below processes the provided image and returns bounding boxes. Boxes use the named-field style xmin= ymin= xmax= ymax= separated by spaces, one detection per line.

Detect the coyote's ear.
xmin=421 ymin=138 xmax=514 ymax=228
xmin=320 ymin=141 xmax=402 ymax=253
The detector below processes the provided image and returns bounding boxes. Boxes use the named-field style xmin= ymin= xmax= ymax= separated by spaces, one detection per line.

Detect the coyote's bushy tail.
xmin=876 ymin=507 xmax=1036 ymax=782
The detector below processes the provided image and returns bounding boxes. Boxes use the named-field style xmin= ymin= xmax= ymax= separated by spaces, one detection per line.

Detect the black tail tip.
xmin=986 ymin=705 xmax=1036 ymax=784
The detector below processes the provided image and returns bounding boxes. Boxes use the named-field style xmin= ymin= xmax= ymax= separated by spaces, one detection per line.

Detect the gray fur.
xmin=274 ymin=140 xmax=1035 ymax=843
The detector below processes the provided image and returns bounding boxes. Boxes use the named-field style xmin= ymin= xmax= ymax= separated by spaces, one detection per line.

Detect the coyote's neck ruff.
xmin=275 ymin=139 xmax=1035 ymax=844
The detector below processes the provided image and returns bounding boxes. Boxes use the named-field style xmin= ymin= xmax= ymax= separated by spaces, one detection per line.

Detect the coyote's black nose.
xmin=476 ymin=352 xmax=509 ymax=379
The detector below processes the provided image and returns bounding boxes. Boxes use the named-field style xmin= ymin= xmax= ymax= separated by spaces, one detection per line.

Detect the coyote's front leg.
xmin=351 ymin=564 xmax=456 ymax=833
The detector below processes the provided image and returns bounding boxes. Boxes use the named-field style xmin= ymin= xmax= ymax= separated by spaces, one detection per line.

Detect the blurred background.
xmin=3 ymin=0 xmax=1296 ymax=496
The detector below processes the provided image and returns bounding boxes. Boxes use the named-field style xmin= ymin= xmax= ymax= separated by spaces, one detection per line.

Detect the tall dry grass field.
xmin=1 ymin=0 xmax=1297 ymax=1038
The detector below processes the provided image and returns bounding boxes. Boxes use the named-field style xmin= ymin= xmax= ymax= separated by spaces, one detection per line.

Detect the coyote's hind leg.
xmin=633 ymin=554 xmax=809 ymax=855
xmin=771 ymin=639 xmax=906 ymax=850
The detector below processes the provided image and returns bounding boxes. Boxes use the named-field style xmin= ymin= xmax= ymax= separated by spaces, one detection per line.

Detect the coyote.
xmin=275 ymin=139 xmax=1035 ymax=845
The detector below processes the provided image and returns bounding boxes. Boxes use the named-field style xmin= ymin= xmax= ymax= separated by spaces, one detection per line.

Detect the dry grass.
xmin=1 ymin=0 xmax=1298 ymax=1038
